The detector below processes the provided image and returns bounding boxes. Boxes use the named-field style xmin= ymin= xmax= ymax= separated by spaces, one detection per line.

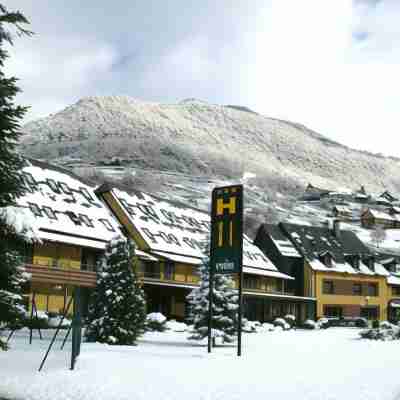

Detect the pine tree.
xmin=187 ymin=256 xmax=238 ymax=344
xmin=0 ymin=5 xmax=32 ymax=351
xmin=85 ymin=237 xmax=146 ymax=345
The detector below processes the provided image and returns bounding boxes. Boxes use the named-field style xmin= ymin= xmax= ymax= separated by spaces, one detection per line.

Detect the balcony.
xmin=24 ymin=259 xmax=97 ymax=288
xmin=137 ymin=271 xmax=199 ymax=286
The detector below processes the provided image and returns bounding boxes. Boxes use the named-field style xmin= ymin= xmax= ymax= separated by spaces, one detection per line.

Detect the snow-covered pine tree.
xmin=85 ymin=236 xmax=146 ymax=345
xmin=187 ymin=256 xmax=238 ymax=344
xmin=0 ymin=5 xmax=32 ymax=351
xmin=0 ymin=231 xmax=28 ymax=350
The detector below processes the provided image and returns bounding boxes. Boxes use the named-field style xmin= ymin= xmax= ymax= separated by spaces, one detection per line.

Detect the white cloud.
xmin=5 ymin=0 xmax=400 ymax=156
xmin=6 ymin=36 xmax=118 ymax=121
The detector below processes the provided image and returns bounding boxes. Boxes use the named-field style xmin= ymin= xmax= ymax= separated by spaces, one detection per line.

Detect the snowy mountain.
xmin=20 ymin=96 xmax=400 ymax=192
xmin=19 ymin=96 xmax=400 ymax=236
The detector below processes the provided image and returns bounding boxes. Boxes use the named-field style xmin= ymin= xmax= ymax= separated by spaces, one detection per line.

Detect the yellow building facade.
xmin=96 ymin=184 xmax=315 ymax=322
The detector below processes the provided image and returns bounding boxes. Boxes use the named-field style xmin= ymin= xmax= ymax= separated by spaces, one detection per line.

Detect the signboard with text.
xmin=210 ymin=185 xmax=243 ymax=274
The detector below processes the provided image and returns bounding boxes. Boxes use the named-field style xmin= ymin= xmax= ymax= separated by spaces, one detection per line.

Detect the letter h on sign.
xmin=210 ymin=185 xmax=243 ymax=274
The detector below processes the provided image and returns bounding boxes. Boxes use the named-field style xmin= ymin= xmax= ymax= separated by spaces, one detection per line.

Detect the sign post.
xmin=209 ymin=184 xmax=243 ymax=355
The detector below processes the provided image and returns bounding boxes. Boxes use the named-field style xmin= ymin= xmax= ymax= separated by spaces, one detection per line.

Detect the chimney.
xmin=333 ymin=219 xmax=341 ymax=239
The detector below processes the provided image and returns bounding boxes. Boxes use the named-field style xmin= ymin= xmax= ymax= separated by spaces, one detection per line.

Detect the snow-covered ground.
xmin=1 ymin=328 xmax=400 ymax=400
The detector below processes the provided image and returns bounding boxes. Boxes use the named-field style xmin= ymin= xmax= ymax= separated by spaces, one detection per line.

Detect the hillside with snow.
xmin=20 ymin=96 xmax=400 ymax=194
xmin=19 ymin=96 xmax=400 ymax=238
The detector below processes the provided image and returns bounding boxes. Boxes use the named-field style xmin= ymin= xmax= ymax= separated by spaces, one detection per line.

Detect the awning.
xmin=243 ymin=266 xmax=294 ymax=280
xmin=151 ymin=251 xmax=202 ymax=266
xmin=135 ymin=249 xmax=159 ymax=262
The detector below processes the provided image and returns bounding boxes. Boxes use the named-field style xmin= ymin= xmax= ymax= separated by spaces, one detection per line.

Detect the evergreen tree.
xmin=0 ymin=5 xmax=31 ymax=351
xmin=0 ymin=5 xmax=32 ymax=206
xmin=187 ymin=256 xmax=238 ymax=344
xmin=85 ymin=237 xmax=146 ymax=345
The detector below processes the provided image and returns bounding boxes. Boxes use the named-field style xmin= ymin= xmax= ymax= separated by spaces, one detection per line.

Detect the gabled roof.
xmin=279 ymin=223 xmax=386 ymax=276
xmin=380 ymin=190 xmax=398 ymax=202
xmin=100 ymin=186 xmax=290 ymax=278
xmin=362 ymin=208 xmax=396 ymax=221
xmin=260 ymin=224 xmax=301 ymax=258
xmin=7 ymin=159 xmax=121 ymax=249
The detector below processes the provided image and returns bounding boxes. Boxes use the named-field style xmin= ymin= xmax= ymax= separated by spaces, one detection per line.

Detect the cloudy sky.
xmin=6 ymin=0 xmax=400 ymax=156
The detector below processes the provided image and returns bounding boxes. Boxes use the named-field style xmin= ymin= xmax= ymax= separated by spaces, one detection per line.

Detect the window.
xmin=393 ymin=286 xmax=400 ymax=296
xmin=352 ymin=257 xmax=360 ymax=270
xmin=319 ymin=252 xmax=332 ymax=267
xmin=145 ymin=261 xmax=161 ymax=279
xmin=244 ymin=276 xmax=259 ymax=290
xmin=23 ymin=172 xmax=36 ymax=186
xmin=368 ymin=283 xmax=378 ymax=296
xmin=66 ymin=211 xmax=81 ymax=225
xmin=46 ymin=178 xmax=61 ymax=194
xmin=99 ymin=218 xmax=115 ymax=232
xmin=43 ymin=206 xmax=57 ymax=220
xmin=323 ymin=280 xmax=334 ymax=294
xmin=324 ymin=306 xmax=343 ymax=318
xmin=361 ymin=306 xmax=379 ymax=320
xmin=120 ymin=198 xmax=135 ymax=215
xmin=59 ymin=182 xmax=72 ymax=195
xmin=28 ymin=202 xmax=42 ymax=217
xmin=353 ymin=283 xmax=362 ymax=295
xmin=164 ymin=261 xmax=175 ymax=280
xmin=79 ymin=187 xmax=94 ymax=202
xmin=79 ymin=214 xmax=94 ymax=227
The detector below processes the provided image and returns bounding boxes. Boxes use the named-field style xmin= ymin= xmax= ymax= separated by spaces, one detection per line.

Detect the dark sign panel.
xmin=210 ymin=185 xmax=243 ymax=274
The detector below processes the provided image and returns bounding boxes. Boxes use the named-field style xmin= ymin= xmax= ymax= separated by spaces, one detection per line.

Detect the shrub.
xmin=273 ymin=317 xmax=291 ymax=330
xmin=372 ymin=320 xmax=380 ymax=329
xmin=242 ymin=319 xmax=261 ymax=333
xmin=316 ymin=318 xmax=330 ymax=329
xmin=379 ymin=321 xmax=394 ymax=330
xmin=360 ymin=326 xmax=400 ymax=341
xmin=146 ymin=312 xmax=167 ymax=332
xmin=284 ymin=314 xmax=296 ymax=327
xmin=165 ymin=320 xmax=187 ymax=332
xmin=302 ymin=319 xmax=317 ymax=330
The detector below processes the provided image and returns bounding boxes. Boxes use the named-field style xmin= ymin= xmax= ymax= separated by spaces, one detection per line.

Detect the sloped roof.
xmin=333 ymin=205 xmax=352 ymax=214
xmin=10 ymin=159 xmax=121 ymax=249
xmin=260 ymin=224 xmax=301 ymax=258
xmin=104 ymin=187 xmax=289 ymax=277
xmin=363 ymin=209 xmax=396 ymax=221
xmin=279 ymin=223 xmax=386 ymax=276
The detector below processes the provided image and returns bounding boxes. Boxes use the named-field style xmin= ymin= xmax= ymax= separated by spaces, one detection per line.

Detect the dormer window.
xmin=99 ymin=218 xmax=115 ymax=232
xmin=28 ymin=202 xmax=42 ymax=217
xmin=319 ymin=251 xmax=333 ymax=267
xmin=59 ymin=182 xmax=72 ymax=195
xmin=352 ymin=257 xmax=360 ymax=270
xmin=23 ymin=172 xmax=36 ymax=186
xmin=80 ymin=187 xmax=94 ymax=202
xmin=43 ymin=206 xmax=57 ymax=220
xmin=79 ymin=213 xmax=94 ymax=227
xmin=66 ymin=211 xmax=81 ymax=225
xmin=46 ymin=179 xmax=61 ymax=194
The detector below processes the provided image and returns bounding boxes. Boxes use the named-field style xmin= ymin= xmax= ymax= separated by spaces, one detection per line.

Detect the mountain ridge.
xmin=20 ymin=96 xmax=400 ymax=197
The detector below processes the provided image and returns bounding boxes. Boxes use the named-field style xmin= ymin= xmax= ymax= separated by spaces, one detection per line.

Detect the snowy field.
xmin=1 ymin=328 xmax=400 ymax=400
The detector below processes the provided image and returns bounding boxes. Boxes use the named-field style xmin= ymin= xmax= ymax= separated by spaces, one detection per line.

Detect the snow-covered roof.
xmin=243 ymin=267 xmax=294 ymax=280
xmin=365 ymin=209 xmax=396 ymax=221
xmin=108 ymin=187 xmax=280 ymax=274
xmin=8 ymin=160 xmax=121 ymax=249
xmin=388 ymin=275 xmax=400 ymax=285
xmin=333 ymin=205 xmax=352 ymax=214
xmin=273 ymin=239 xmax=301 ymax=258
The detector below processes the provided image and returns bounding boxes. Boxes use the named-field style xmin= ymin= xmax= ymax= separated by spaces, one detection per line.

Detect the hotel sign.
xmin=210 ymin=185 xmax=243 ymax=274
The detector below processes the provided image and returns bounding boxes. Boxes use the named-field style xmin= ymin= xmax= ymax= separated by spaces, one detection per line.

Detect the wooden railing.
xmin=24 ymin=262 xmax=97 ymax=287
xmin=137 ymin=271 xmax=199 ymax=285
